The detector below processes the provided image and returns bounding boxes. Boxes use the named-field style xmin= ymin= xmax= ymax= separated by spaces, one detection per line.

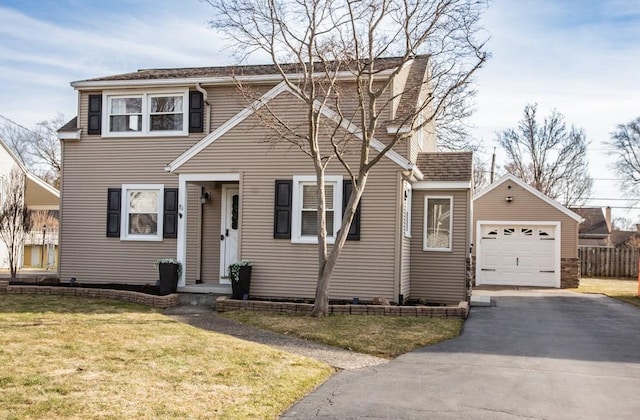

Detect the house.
xmin=569 ymin=206 xmax=640 ymax=248
xmin=57 ymin=57 xmax=473 ymax=304
xmin=472 ymin=174 xmax=582 ymax=288
xmin=570 ymin=207 xmax=612 ymax=247
xmin=0 ymin=137 xmax=60 ymax=270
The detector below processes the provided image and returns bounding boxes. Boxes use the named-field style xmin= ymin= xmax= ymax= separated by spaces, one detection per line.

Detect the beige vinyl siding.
xmin=59 ymin=136 xmax=183 ymax=285
xmin=177 ymin=94 xmax=402 ymax=302
xmin=25 ymin=178 xmax=58 ymax=207
xmin=410 ymin=189 xmax=469 ymax=303
xmin=60 ymin=86 xmax=264 ymax=285
xmin=401 ymin=236 xmax=411 ymax=298
xmin=472 ymin=182 xmax=578 ymax=258
xmin=185 ymin=183 xmax=200 ymax=285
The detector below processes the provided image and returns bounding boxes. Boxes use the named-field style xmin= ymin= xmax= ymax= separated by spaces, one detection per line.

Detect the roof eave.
xmin=71 ymin=68 xmax=397 ymax=90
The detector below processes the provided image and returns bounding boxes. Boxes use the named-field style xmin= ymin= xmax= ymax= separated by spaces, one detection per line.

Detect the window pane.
xmin=302 ymin=185 xmax=316 ymax=209
xmin=301 ymin=210 xmax=334 ymax=236
xmin=151 ymin=96 xmax=183 ymax=113
xmin=129 ymin=190 xmax=158 ymax=213
xmin=150 ymin=114 xmax=183 ymax=131
xmin=111 ymin=97 xmax=141 ymax=114
xmin=426 ymin=198 xmax=450 ymax=249
xmin=128 ymin=214 xmax=158 ymax=235
xmin=325 ymin=185 xmax=334 ymax=209
xmin=110 ymin=115 xmax=142 ymax=132
xmin=302 ymin=184 xmax=334 ymax=209
xmin=301 ymin=210 xmax=316 ymax=235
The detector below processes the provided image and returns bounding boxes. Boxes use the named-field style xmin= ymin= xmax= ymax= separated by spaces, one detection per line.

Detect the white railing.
xmin=24 ymin=229 xmax=59 ymax=246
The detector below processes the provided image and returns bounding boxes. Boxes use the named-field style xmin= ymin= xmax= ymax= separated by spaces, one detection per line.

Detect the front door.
xmin=220 ymin=186 xmax=240 ymax=283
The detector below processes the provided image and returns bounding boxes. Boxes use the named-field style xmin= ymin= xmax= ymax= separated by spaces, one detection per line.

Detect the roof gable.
xmin=474 ymin=174 xmax=583 ymax=223
xmin=166 ymin=82 xmax=413 ymax=173
xmin=569 ymin=207 xmax=610 ymax=236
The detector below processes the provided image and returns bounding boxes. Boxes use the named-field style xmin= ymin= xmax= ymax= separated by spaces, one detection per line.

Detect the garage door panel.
xmin=478 ymin=223 xmax=558 ymax=288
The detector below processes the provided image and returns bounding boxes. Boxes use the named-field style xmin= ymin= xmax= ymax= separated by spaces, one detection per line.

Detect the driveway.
xmin=283 ymin=290 xmax=640 ymax=419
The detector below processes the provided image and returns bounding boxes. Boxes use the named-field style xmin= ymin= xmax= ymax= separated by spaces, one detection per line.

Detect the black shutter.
xmin=189 ymin=91 xmax=204 ymax=133
xmin=163 ymin=188 xmax=179 ymax=238
xmin=106 ymin=188 xmax=121 ymax=237
xmin=343 ymin=180 xmax=361 ymax=240
xmin=88 ymin=94 xmax=102 ymax=135
xmin=274 ymin=180 xmax=292 ymax=239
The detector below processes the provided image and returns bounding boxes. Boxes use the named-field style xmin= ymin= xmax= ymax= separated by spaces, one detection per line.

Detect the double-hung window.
xmin=104 ymin=90 xmax=188 ymax=136
xmin=292 ymin=175 xmax=342 ymax=243
xmin=121 ymin=184 xmax=164 ymax=241
xmin=424 ymin=196 xmax=452 ymax=251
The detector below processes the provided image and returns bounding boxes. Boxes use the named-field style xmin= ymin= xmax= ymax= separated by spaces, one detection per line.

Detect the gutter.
xmin=70 ymin=68 xmax=398 ymax=90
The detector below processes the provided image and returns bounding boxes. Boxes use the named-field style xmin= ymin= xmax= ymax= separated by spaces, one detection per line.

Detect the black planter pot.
xmin=231 ymin=265 xmax=252 ymax=300
xmin=158 ymin=263 xmax=179 ymax=296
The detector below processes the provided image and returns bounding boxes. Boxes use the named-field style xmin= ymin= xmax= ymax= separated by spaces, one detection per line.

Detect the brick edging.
xmin=216 ymin=296 xmax=469 ymax=319
xmin=1 ymin=284 xmax=179 ymax=309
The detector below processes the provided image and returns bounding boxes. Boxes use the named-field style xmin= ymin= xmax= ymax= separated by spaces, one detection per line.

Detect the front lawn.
xmin=220 ymin=311 xmax=463 ymax=358
xmin=578 ymin=277 xmax=640 ymax=307
xmin=0 ymin=295 xmax=332 ymax=419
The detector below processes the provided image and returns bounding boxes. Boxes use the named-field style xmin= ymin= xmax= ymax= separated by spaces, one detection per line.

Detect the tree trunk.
xmin=310 ymin=177 xmax=366 ymax=316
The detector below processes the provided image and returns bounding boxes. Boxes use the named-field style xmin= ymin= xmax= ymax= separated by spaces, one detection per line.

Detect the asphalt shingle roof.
xmin=416 ymin=152 xmax=473 ymax=182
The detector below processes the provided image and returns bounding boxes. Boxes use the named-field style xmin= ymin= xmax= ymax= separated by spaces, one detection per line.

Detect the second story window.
xmin=104 ymin=90 xmax=188 ymax=137
xmin=150 ymin=95 xmax=184 ymax=131
xmin=110 ymin=97 xmax=142 ymax=132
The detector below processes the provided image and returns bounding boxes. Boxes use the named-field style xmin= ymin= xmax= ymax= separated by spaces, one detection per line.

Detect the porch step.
xmin=470 ymin=294 xmax=492 ymax=307
xmin=177 ymin=284 xmax=232 ymax=307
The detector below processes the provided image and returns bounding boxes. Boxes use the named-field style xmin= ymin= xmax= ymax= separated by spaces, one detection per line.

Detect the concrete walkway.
xmin=283 ymin=290 xmax=640 ymax=419
xmin=163 ymin=305 xmax=387 ymax=370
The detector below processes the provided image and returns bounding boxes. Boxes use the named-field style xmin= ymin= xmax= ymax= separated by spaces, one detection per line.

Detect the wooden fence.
xmin=579 ymin=247 xmax=640 ymax=278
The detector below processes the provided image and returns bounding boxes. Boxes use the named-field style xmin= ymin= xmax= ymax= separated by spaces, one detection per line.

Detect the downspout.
xmin=195 ymin=83 xmax=210 ymax=134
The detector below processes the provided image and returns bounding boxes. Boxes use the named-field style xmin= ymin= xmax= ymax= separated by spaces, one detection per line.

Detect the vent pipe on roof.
xmin=605 ymin=206 xmax=612 ymax=232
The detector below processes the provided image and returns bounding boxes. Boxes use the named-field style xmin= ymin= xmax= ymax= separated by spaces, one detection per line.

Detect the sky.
xmin=0 ymin=0 xmax=639 ymax=222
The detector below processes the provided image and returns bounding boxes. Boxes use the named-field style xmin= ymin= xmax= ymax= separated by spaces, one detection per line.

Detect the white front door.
xmin=220 ymin=186 xmax=240 ymax=284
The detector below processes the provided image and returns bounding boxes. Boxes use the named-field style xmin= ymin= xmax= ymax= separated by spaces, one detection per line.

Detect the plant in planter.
xmin=154 ymin=258 xmax=182 ymax=296
xmin=229 ymin=260 xmax=252 ymax=300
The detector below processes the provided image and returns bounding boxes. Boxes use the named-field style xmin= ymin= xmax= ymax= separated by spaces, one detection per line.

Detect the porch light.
xmin=200 ymin=191 xmax=210 ymax=204
xmin=505 ymin=196 xmax=513 ymax=203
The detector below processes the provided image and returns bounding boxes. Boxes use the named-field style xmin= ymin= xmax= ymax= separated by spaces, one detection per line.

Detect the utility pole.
xmin=490 ymin=147 xmax=496 ymax=183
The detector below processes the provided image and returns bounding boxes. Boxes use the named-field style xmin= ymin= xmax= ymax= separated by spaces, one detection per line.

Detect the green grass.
xmin=0 ymin=295 xmax=333 ymax=419
xmin=220 ymin=310 xmax=463 ymax=358
xmin=578 ymin=277 xmax=640 ymax=307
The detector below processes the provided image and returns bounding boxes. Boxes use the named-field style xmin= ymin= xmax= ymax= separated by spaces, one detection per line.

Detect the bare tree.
xmin=0 ymin=113 xmax=64 ymax=189
xmin=608 ymin=117 xmax=640 ymax=195
xmin=0 ymin=115 xmax=35 ymax=167
xmin=206 ymin=0 xmax=488 ymax=315
xmin=498 ymin=104 xmax=592 ymax=207
xmin=31 ymin=114 xmax=64 ymax=189
xmin=0 ymin=167 xmax=31 ymax=280
xmin=473 ymin=154 xmax=488 ymax=192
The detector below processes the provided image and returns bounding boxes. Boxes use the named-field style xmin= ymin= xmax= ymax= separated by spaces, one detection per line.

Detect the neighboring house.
xmin=57 ymin=57 xmax=473 ymax=304
xmin=0 ymin=138 xmax=60 ymax=269
xmin=569 ymin=206 xmax=640 ymax=248
xmin=473 ymin=174 xmax=582 ymax=288
xmin=570 ymin=207 xmax=612 ymax=247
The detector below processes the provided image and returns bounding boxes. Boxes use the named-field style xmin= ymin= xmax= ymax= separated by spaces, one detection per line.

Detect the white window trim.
xmin=292 ymin=175 xmax=343 ymax=244
xmin=121 ymin=184 xmax=165 ymax=241
xmin=423 ymin=195 xmax=453 ymax=252
xmin=404 ymin=183 xmax=412 ymax=238
xmin=102 ymin=89 xmax=189 ymax=137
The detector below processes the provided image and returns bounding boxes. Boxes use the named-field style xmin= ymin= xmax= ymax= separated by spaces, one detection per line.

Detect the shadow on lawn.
xmin=0 ymin=293 xmax=159 ymax=315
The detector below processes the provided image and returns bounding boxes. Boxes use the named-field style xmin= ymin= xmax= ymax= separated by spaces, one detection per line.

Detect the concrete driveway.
xmin=283 ymin=290 xmax=640 ymax=419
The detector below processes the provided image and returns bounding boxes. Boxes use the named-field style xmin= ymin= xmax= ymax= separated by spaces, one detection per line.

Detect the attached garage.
xmin=473 ymin=175 xmax=582 ymax=288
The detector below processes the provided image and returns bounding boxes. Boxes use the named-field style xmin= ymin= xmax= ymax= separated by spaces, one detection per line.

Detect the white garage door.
xmin=477 ymin=224 xmax=559 ymax=287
